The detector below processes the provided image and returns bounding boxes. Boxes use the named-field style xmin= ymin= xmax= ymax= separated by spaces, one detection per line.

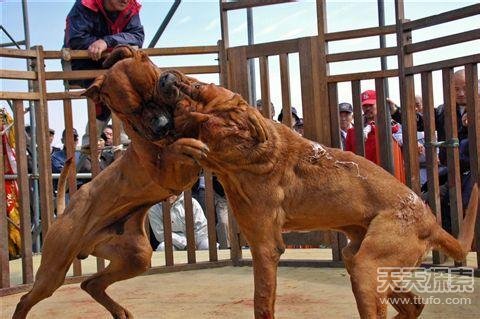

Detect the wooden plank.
xmin=0 ymin=70 xmax=36 ymax=80
xmin=326 ymin=47 xmax=396 ymax=63
xmin=403 ymin=4 xmax=480 ymax=31
xmin=299 ymin=36 xmax=330 ymax=145
xmin=375 ymin=78 xmax=395 ymax=175
xmin=259 ymin=56 xmax=272 ymax=119
xmin=327 ymin=69 xmax=398 ymax=83
xmin=184 ymin=190 xmax=197 ymax=264
xmin=85 ymin=99 xmax=104 ymax=272
xmin=111 ymin=114 xmax=122 ymax=160
xmin=143 ymin=46 xmax=219 ymax=56
xmin=217 ymin=40 xmax=229 ymax=88
xmin=464 ymin=64 xmax=480 ymax=265
xmin=351 ymin=80 xmax=365 ymax=156
xmin=0 ymin=92 xmax=40 ymax=100
xmin=227 ymin=200 xmax=242 ymax=265
xmin=62 ymin=99 xmax=83 ymax=275
xmin=406 ymin=54 xmax=480 ymax=76
xmin=162 ymin=200 xmax=174 ymax=266
xmin=204 ymin=171 xmax=218 ymax=262
xmin=328 ymin=83 xmax=341 ymax=148
xmin=162 ymin=65 xmax=220 ymax=75
xmin=44 ymin=46 xmax=220 ymax=59
xmin=222 ymin=0 xmax=295 ymax=11
xmin=406 ymin=29 xmax=480 ymax=55
xmin=396 ymin=13 xmax=419 ymax=191
xmin=325 ymin=25 xmax=396 ymax=41
xmin=239 ymin=259 xmax=345 ymax=268
xmin=32 ymin=46 xmax=55 ymax=237
xmin=442 ymin=68 xmax=464 ymax=248
xmin=279 ymin=54 xmax=293 ymax=128
xmin=227 ymin=47 xmax=249 ymax=100
xmin=45 ymin=69 xmax=105 ymax=80
xmin=0 ymin=48 xmax=37 ymax=58
xmin=46 ymin=91 xmax=85 ymax=101
xmin=245 ymin=38 xmax=299 ymax=58
xmin=0 ymin=124 xmax=9 ymax=288
xmin=220 ymin=1 xmax=230 ymax=48
xmin=13 ymin=100 xmax=34 ymax=284
xmin=422 ymin=72 xmax=444 ymax=264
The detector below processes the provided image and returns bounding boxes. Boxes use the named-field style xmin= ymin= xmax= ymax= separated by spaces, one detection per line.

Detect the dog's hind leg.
xmin=13 ymin=217 xmax=79 ymax=319
xmin=349 ymin=214 xmax=428 ymax=319
xmin=389 ymin=291 xmax=425 ymax=319
xmin=80 ymin=209 xmax=152 ymax=319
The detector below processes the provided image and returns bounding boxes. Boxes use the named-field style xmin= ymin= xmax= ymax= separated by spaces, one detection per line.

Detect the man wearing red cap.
xmin=345 ymin=90 xmax=405 ymax=182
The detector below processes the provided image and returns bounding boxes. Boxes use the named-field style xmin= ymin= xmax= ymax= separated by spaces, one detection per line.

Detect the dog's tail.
xmin=430 ymin=183 xmax=478 ymax=261
xmin=56 ymin=158 xmax=74 ymax=214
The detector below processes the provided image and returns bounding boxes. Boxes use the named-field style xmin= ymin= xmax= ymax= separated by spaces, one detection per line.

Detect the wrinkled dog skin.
xmin=159 ymin=70 xmax=478 ymax=319
xmin=13 ymin=47 xmax=208 ymax=319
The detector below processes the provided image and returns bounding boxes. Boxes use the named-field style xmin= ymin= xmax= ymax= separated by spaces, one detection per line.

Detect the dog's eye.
xmin=194 ymin=84 xmax=201 ymax=90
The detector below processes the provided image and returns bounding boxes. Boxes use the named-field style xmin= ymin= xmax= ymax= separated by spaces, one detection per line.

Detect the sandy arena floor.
xmin=1 ymin=250 xmax=479 ymax=319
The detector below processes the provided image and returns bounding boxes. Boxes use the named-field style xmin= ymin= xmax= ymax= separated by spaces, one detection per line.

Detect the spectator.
xmin=256 ymin=99 xmax=275 ymax=120
xmin=148 ymin=193 xmax=210 ymax=251
xmin=192 ymin=173 xmax=230 ymax=249
xmin=345 ymin=90 xmax=405 ymax=182
xmin=391 ymin=69 xmax=468 ymax=166
xmin=212 ymin=175 xmax=230 ymax=249
xmin=338 ymin=102 xmax=354 ymax=150
xmin=51 ymin=128 xmax=83 ymax=193
xmin=49 ymin=128 xmax=61 ymax=154
xmin=63 ymin=0 xmax=144 ymax=147
xmin=77 ymin=136 xmax=115 ymax=173
xmin=51 ymin=128 xmax=81 ymax=174
xmin=413 ymin=95 xmax=428 ymax=186
xmin=101 ymin=124 xmax=114 ymax=147
xmin=278 ymin=107 xmax=304 ymax=135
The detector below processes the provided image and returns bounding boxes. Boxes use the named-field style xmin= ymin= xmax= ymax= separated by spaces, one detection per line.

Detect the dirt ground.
xmin=1 ymin=250 xmax=479 ymax=318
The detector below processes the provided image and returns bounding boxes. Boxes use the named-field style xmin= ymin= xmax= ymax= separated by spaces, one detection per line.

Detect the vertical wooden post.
xmin=184 ymin=190 xmax=197 ymax=264
xmin=464 ymin=64 xmax=480 ymax=267
xmin=13 ymin=100 xmax=34 ymax=284
xmin=395 ymin=0 xmax=420 ymax=193
xmin=279 ymin=54 xmax=293 ymax=128
xmin=422 ymin=72 xmax=445 ymax=264
xmin=442 ymin=68 xmax=465 ymax=268
xmin=375 ymin=78 xmax=395 ymax=174
xmin=204 ymin=170 xmax=218 ymax=262
xmin=352 ymin=80 xmax=365 ymax=156
xmin=32 ymin=46 xmax=54 ymax=236
xmin=0 ymin=122 xmax=9 ymax=288
xmin=259 ymin=56 xmax=272 ymax=119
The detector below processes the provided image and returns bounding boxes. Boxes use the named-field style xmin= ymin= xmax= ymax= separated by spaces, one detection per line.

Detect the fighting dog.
xmin=158 ymin=69 xmax=478 ymax=319
xmin=13 ymin=47 xmax=208 ymax=319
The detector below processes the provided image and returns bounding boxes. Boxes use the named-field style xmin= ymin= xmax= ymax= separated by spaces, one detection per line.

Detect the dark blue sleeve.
xmin=51 ymin=152 xmax=65 ymax=173
xmin=103 ymin=14 xmax=144 ymax=48
xmin=65 ymin=2 xmax=98 ymax=49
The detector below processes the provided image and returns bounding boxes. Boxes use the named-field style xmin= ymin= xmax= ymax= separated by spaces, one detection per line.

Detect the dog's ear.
xmin=81 ymin=74 xmax=105 ymax=102
xmin=102 ymin=45 xmax=136 ymax=68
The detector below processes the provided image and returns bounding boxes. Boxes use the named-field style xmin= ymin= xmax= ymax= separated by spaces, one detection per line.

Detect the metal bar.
xmin=377 ymin=0 xmax=390 ymax=98
xmin=148 ymin=0 xmax=181 ymax=48
xmin=0 ymin=26 xmax=23 ymax=49
xmin=375 ymin=78 xmax=395 ymax=174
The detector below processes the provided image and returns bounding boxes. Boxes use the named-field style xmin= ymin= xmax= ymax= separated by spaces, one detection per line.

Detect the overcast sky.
xmin=1 ymin=0 xmax=479 ymax=146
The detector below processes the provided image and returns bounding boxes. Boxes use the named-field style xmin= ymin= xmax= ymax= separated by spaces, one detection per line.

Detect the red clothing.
xmin=345 ymin=122 xmax=405 ymax=183
xmin=82 ymin=0 xmax=142 ymax=35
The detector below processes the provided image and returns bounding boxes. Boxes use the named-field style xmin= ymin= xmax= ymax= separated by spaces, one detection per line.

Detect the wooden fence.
xmin=0 ymin=0 xmax=479 ymax=296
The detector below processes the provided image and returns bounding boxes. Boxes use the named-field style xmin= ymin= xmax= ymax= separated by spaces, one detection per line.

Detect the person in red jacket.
xmin=345 ymin=90 xmax=405 ymax=183
xmin=64 ymin=0 xmax=144 ymax=146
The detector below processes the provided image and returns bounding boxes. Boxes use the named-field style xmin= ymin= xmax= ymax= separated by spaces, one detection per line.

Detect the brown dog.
xmin=13 ymin=47 xmax=208 ymax=319
xmin=157 ymin=70 xmax=478 ymax=319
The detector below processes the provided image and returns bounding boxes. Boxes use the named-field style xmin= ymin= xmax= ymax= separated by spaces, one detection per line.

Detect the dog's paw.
xmin=169 ymin=138 xmax=209 ymax=162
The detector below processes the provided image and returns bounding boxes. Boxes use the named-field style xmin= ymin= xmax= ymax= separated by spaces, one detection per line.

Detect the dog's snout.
xmin=159 ymin=73 xmax=177 ymax=92
xmin=151 ymin=114 xmax=173 ymax=139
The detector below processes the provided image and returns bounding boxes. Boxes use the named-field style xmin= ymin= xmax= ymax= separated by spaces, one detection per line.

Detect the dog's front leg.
xmin=240 ymin=216 xmax=285 ymax=319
